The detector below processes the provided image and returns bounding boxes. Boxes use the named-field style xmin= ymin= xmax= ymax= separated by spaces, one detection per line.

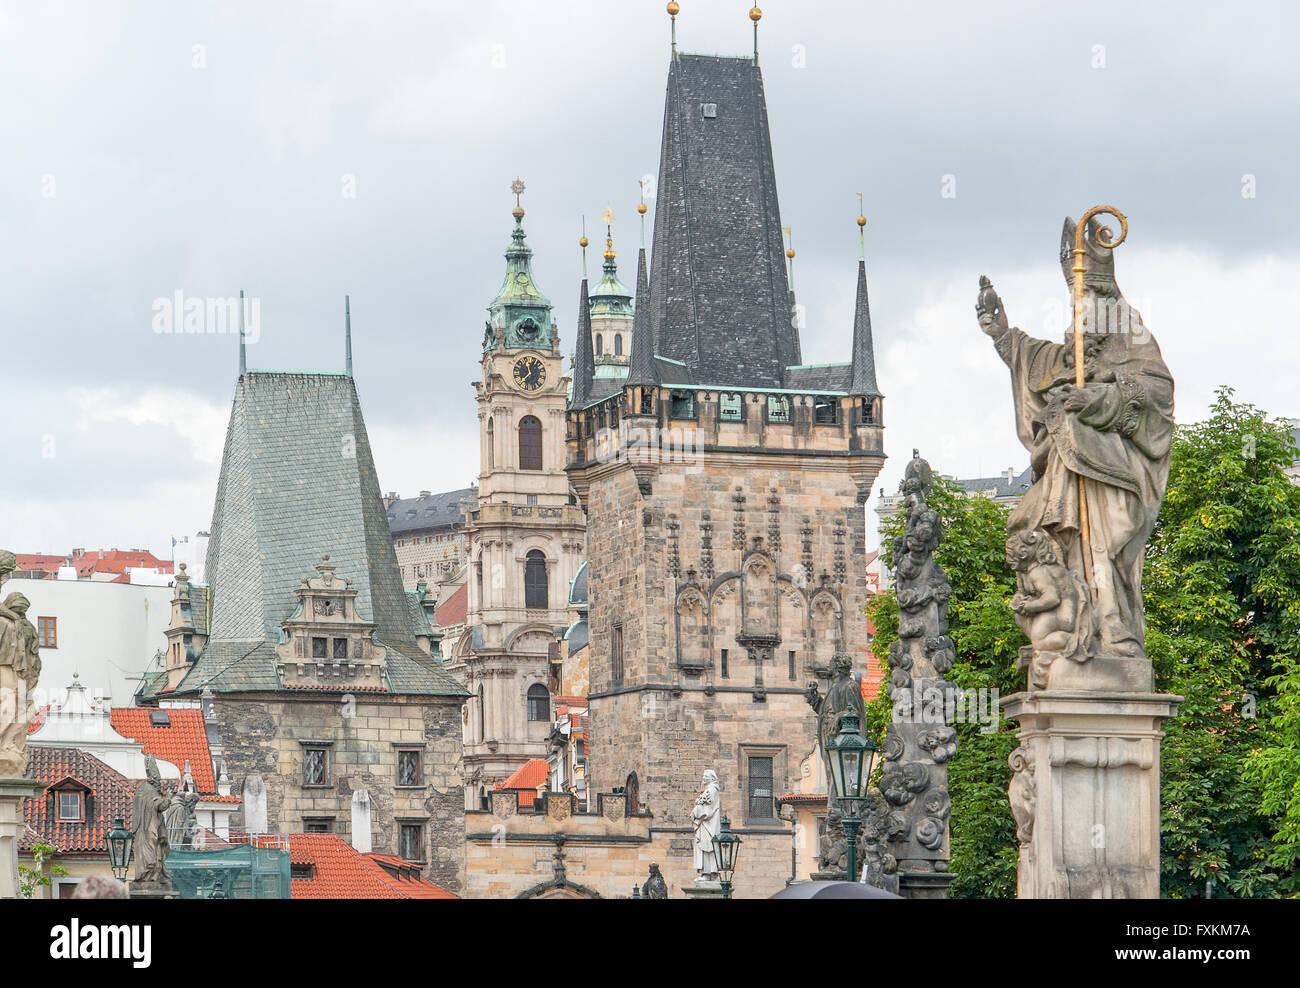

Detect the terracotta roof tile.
xmin=287 ymin=833 xmax=457 ymax=899
xmin=110 ymin=707 xmax=216 ymax=792
xmin=23 ymin=747 xmax=138 ymax=855
xmin=434 ymin=583 xmax=467 ymax=627
xmin=494 ymin=758 xmax=550 ymax=808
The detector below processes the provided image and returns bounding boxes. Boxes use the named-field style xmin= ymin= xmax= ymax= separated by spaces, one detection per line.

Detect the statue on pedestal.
xmin=976 ymin=211 xmax=1173 ymax=680
xmin=0 ymin=551 xmax=41 ymax=778
xmin=808 ymin=652 xmax=866 ymax=874
xmin=690 ymin=770 xmax=721 ymax=882
xmin=131 ymin=756 xmax=174 ymax=890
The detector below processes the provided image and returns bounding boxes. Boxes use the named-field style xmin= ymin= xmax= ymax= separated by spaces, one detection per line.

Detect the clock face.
xmin=513 ymin=355 xmax=546 ymax=391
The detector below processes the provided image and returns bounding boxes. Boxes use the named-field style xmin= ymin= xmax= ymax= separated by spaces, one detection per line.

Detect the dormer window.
xmin=58 ymin=791 xmax=83 ymax=822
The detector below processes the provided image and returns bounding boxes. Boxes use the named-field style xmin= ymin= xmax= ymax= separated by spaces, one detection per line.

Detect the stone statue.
xmin=642 ymin=862 xmax=668 ymax=899
xmin=977 ymin=217 xmax=1173 ymax=672
xmin=1006 ymin=529 xmax=1093 ymax=688
xmin=164 ymin=781 xmax=201 ymax=850
xmin=131 ymin=756 xmax=174 ymax=889
xmin=0 ymin=551 xmax=40 ymax=777
xmin=863 ymin=451 xmax=957 ymax=896
xmin=690 ymin=770 xmax=721 ymax=881
xmin=809 ymin=652 xmax=867 ymax=873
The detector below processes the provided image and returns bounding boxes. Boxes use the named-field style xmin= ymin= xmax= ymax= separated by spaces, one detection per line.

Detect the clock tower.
xmin=455 ymin=181 xmax=587 ymax=807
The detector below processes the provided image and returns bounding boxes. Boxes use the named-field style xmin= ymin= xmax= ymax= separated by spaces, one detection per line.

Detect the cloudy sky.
xmin=2 ymin=0 xmax=1296 ymax=557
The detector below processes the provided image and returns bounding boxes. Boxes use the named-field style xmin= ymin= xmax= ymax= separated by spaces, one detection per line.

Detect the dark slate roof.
xmin=648 ymin=54 xmax=800 ymax=388
xmin=849 ymin=259 xmax=882 ymax=396
xmin=190 ymin=584 xmax=210 ymax=637
xmin=153 ymin=372 xmax=463 ymax=698
xmin=625 ymin=248 xmax=659 ymax=388
xmin=570 ymin=278 xmax=595 ymax=408
xmin=954 ymin=466 xmax=1034 ymax=499
xmin=784 ymin=363 xmax=853 ymax=393
xmin=386 ymin=488 xmax=473 ymax=536
xmin=404 ymin=590 xmax=432 ymax=639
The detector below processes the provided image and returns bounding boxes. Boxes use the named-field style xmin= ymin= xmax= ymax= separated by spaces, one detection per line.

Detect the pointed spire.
xmin=238 ymin=289 xmax=247 ymax=375
xmin=668 ymin=1 xmax=679 ymax=58
xmin=750 ymin=6 xmax=762 ymax=64
xmin=345 ymin=295 xmax=353 ymax=376
xmin=625 ymin=248 xmax=658 ymax=389
xmin=849 ymin=258 xmax=881 ymax=397
xmin=571 ymin=278 xmax=595 ymax=408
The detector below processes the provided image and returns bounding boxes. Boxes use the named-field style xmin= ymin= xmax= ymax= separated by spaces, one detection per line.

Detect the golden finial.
xmin=601 ymin=206 xmax=616 ymax=259
xmin=580 ymin=215 xmax=588 ymax=278
xmin=750 ymin=5 xmax=762 ymax=22
xmin=638 ymin=179 xmax=649 ymax=248
xmin=511 ymin=177 xmax=526 ymax=220
xmin=637 ymin=202 xmax=647 ymax=215
xmin=783 ymin=227 xmax=796 ymax=290
xmin=667 ymin=0 xmax=679 ymax=13
xmin=856 ymin=193 xmax=866 ymax=258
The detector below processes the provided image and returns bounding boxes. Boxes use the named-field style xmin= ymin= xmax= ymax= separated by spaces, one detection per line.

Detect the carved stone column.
xmin=1002 ymin=689 xmax=1180 ymax=898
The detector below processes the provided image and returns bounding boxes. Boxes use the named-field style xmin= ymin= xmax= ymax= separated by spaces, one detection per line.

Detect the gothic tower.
xmin=566 ymin=49 xmax=887 ymax=829
xmin=457 ymin=184 xmax=587 ymax=807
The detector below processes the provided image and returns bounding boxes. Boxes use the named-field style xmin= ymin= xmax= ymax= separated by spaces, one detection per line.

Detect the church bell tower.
xmin=457 ymin=181 xmax=587 ymax=806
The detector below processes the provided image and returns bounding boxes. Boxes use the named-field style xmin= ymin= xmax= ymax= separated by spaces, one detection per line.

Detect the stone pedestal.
xmin=898 ymin=869 xmax=952 ymax=899
xmin=128 ymin=885 xmax=180 ymax=901
xmin=0 ymin=777 xmax=42 ymax=900
xmin=1001 ymin=689 xmax=1181 ymax=899
xmin=681 ymin=880 xmax=727 ymax=900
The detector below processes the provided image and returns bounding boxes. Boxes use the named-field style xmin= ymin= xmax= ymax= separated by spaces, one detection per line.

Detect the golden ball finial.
xmin=513 ymin=205 xmax=525 ymax=220
xmin=579 ymin=236 xmax=589 ymax=248
xmin=857 ymin=214 xmax=867 ymax=228
xmin=785 ymin=247 xmax=795 ymax=260
xmin=750 ymin=6 xmax=762 ymax=22
xmin=637 ymin=202 xmax=647 ymax=215
xmin=667 ymin=1 xmax=679 ymax=15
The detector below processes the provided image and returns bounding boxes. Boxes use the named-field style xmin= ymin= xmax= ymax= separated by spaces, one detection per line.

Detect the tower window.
xmin=614 ymin=334 xmax=623 ymax=356
xmin=519 ymin=415 xmax=542 ymax=470
xmin=860 ymin=398 xmax=875 ymax=424
xmin=595 ymin=333 xmax=603 ymax=355
xmin=611 ymin=624 xmax=624 ymax=688
xmin=766 ymin=395 xmax=790 ymax=423
xmin=669 ymin=390 xmax=695 ymax=419
xmin=788 ymin=650 xmax=797 ymax=680
xmin=527 ymin=683 xmax=550 ymax=722
xmin=399 ymin=823 xmax=424 ymax=862
xmin=720 ymin=648 xmax=729 ymax=679
xmin=487 ymin=419 xmax=495 ymax=470
xmin=747 ymin=756 xmax=775 ymax=820
xmin=397 ymin=749 xmax=422 ymax=787
xmin=524 ymin=550 xmax=548 ymax=609
xmin=814 ymin=397 xmax=839 ymax=425
xmin=719 ymin=393 xmax=743 ymax=422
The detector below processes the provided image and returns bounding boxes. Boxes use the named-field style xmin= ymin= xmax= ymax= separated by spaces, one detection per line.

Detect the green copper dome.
xmin=487 ymin=214 xmax=554 ymax=351
xmin=589 ymin=253 xmax=633 ymax=320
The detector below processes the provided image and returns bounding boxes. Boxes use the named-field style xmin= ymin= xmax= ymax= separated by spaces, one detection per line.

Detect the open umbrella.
xmin=769 ymin=880 xmax=901 ymax=899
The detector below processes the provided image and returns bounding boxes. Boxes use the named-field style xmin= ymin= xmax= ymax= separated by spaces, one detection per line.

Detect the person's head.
xmin=3 ymin=592 xmax=30 ymax=616
xmin=71 ymin=875 xmax=128 ymax=899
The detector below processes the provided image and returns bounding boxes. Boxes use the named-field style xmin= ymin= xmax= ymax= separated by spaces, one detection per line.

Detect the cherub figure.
xmin=1006 ymin=529 xmax=1093 ymax=687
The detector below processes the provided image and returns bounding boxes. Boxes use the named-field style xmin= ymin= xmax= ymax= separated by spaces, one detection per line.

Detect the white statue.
xmin=0 ymin=552 xmax=41 ymax=777
xmin=690 ymin=769 xmax=722 ymax=881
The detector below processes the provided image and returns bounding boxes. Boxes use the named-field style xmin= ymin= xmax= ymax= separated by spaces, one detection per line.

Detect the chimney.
xmin=1003 ymin=468 xmax=1016 ymax=482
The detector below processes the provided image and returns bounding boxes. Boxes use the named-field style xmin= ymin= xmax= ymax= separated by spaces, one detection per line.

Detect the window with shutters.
xmin=519 ymin=415 xmax=542 ymax=470
xmin=524 ymin=550 xmax=548 ymax=609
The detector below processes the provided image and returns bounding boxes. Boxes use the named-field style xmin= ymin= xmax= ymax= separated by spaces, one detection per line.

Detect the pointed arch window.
xmin=524 ymin=549 xmax=548 ymax=609
xmin=519 ymin=415 xmax=542 ymax=470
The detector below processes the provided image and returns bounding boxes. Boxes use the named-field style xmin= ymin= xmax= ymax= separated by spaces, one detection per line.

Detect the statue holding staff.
xmin=976 ymin=210 xmax=1173 ymax=668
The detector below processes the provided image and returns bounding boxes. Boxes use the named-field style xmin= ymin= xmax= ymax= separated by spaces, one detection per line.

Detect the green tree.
xmin=18 ymin=843 xmax=68 ymax=899
xmin=1148 ymin=388 xmax=1300 ymax=898
xmin=867 ymin=472 xmax=1025 ymax=899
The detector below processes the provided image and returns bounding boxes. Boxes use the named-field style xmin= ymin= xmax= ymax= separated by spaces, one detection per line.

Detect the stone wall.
xmin=214 ymin=692 xmax=465 ymax=892
xmin=463 ymin=792 xmax=798 ymax=898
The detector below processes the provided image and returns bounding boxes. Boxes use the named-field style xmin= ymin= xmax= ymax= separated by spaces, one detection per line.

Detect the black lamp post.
xmin=826 ymin=712 xmax=879 ymax=882
xmin=106 ymin=813 xmax=134 ymax=881
xmin=715 ymin=815 xmax=742 ymax=899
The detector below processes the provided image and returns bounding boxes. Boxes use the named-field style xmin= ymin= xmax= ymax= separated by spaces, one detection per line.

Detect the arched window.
xmin=524 ymin=550 xmax=548 ymax=609
xmin=614 ymin=334 xmax=623 ymax=356
xmin=595 ymin=333 xmax=603 ymax=355
xmin=519 ymin=416 xmax=542 ymax=470
xmin=486 ymin=418 xmax=495 ymax=470
xmin=527 ymin=683 xmax=550 ymax=722
xmin=477 ymin=684 xmax=485 ymax=741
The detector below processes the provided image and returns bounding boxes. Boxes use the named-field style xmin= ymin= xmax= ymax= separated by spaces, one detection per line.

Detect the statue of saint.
xmin=131 ymin=756 xmax=174 ymax=889
xmin=642 ymin=862 xmax=669 ymax=899
xmin=815 ymin=653 xmax=867 ymax=798
xmin=690 ymin=770 xmax=722 ymax=881
xmin=0 ymin=552 xmax=40 ymax=777
xmin=976 ymin=217 xmax=1174 ymax=659
xmin=164 ymin=782 xmax=201 ymax=849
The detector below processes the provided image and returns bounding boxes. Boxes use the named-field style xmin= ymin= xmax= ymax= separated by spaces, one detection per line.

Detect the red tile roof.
xmin=494 ymin=758 xmax=550 ymax=808
xmin=778 ymin=792 xmax=828 ymax=806
xmin=286 ymin=833 xmax=457 ymax=899
xmin=23 ymin=747 xmax=138 ymax=855
xmin=434 ymin=583 xmax=467 ymax=627
xmin=367 ymin=853 xmax=458 ymax=899
xmin=110 ymin=707 xmax=216 ymax=793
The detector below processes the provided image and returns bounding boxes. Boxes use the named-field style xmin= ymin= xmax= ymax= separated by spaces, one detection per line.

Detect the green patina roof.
xmin=589 ymin=254 xmax=633 ymax=319
xmin=490 ymin=217 xmax=551 ymax=313
xmin=142 ymin=371 xmax=465 ymax=700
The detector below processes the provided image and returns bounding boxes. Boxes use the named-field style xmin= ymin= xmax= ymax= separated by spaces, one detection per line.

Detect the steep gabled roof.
xmin=23 ymin=747 xmax=138 ymax=855
xmin=648 ymin=54 xmax=799 ymax=388
xmin=109 ymin=707 xmax=216 ymax=792
xmin=152 ymin=371 xmax=463 ymax=698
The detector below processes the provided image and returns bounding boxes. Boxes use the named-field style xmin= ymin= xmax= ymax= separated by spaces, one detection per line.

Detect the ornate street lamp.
xmin=106 ymin=813 xmax=134 ymax=881
xmin=826 ymin=712 xmax=879 ymax=882
xmin=715 ymin=815 xmax=742 ymax=899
